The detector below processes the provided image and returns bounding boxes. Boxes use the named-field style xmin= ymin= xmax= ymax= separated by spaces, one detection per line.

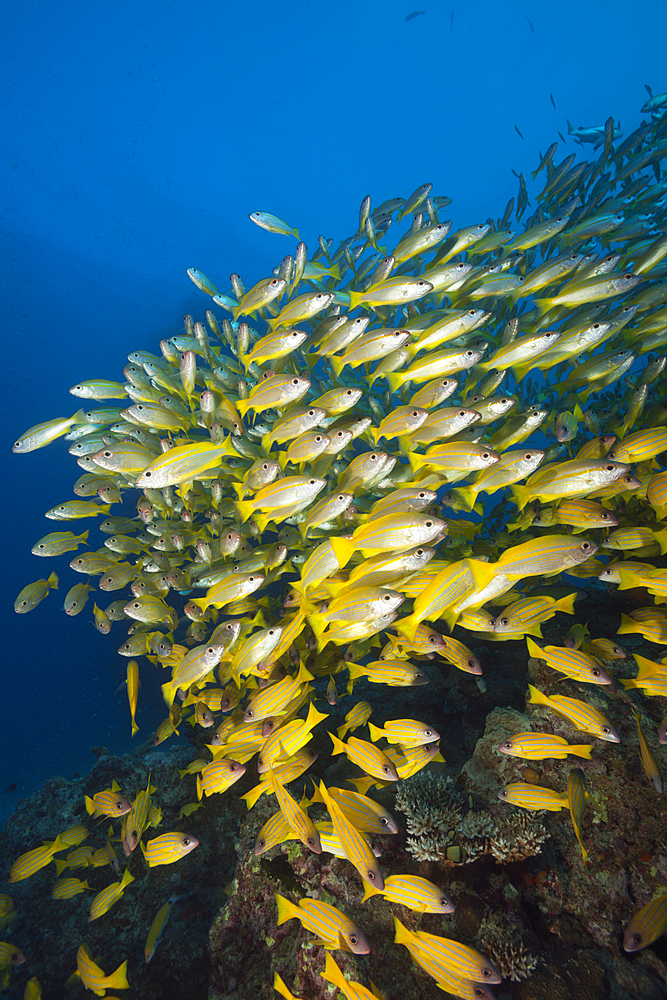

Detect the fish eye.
xmin=592 ymin=668 xmax=601 ymax=677
xmin=602 ymin=726 xmax=611 ymax=734
xmin=367 ymin=870 xmax=377 ymax=880
xmin=182 ymin=836 xmax=191 ymax=845
xmin=307 ymin=837 xmax=316 ymax=847
xmin=230 ymin=763 xmax=239 ymax=771
xmin=257 ymin=837 xmax=266 ymax=850
xmin=291 ymin=378 xmax=299 ymax=385
xmin=624 ymin=273 xmax=634 ymax=280
xmin=466 ymin=350 xmax=474 ymax=357
xmin=601 ymin=512 xmax=611 ymax=519
xmin=415 ymin=671 xmax=424 ymax=679
xmin=370 ymin=454 xmax=377 ymax=461
xmin=503 ymin=741 xmax=513 ymax=749
xmin=424 ymin=729 xmax=433 ymax=736
xmin=632 ymin=933 xmax=642 ymax=946
xmin=382 ymin=765 xmax=392 ymax=774
xmin=500 ymin=618 xmax=509 ymax=626
xmin=605 ymin=464 xmax=615 ymax=471
xmin=383 ymin=594 xmax=392 ymax=601
xmin=525 ymin=452 xmax=533 ymax=459
xmin=581 ymin=542 xmax=591 ymax=550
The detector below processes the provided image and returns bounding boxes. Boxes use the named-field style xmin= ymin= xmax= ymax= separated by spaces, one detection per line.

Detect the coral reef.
xmin=394 ymin=770 xmax=549 ymax=865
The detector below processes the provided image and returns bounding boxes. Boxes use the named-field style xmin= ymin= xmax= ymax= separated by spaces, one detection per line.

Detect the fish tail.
xmin=510 ymin=483 xmax=530 ymax=510
xmin=394 ymin=614 xmax=418 ymax=643
xmin=108 ymin=960 xmax=129 ymax=991
xmin=274 ymin=892 xmax=300 ymax=926
xmin=161 ymin=682 xmax=176 ymax=709
xmin=329 ymin=732 xmax=347 ymax=755
xmin=329 ymin=536 xmax=353 ymax=570
xmin=307 ymin=613 xmax=327 ymax=643
xmin=570 ymin=745 xmax=593 ymax=759
xmin=367 ymin=722 xmax=384 ymax=743
xmin=452 ymin=486 xmax=477 ymax=512
xmin=260 ymin=434 xmax=275 ymax=454
xmin=385 ymin=373 xmax=404 ymax=394
xmin=392 ymin=915 xmax=412 ymax=947
xmin=241 ymin=783 xmax=265 ymax=810
xmin=362 ymin=881 xmax=383 ymax=901
xmin=84 ymin=796 xmax=97 ymax=816
xmin=407 ymin=452 xmax=426 ymax=473
xmin=235 ymin=399 xmax=250 ymax=418
xmin=329 ymin=355 xmax=345 ymax=380
xmin=440 ymin=606 xmax=459 ymax=632
xmin=48 ymin=571 xmax=59 ymax=590
xmin=131 ymin=720 xmax=139 ymax=737
xmin=273 ymin=973 xmax=296 ymax=1000
xmin=617 ymin=614 xmax=641 ymax=634
xmin=556 ymin=593 xmax=577 ymax=614
xmin=527 ymin=683 xmax=549 ymax=706
xmin=54 ymin=860 xmax=68 ymax=876
xmin=196 ymin=775 xmax=204 ymax=801
xmin=526 ymin=636 xmax=544 ymax=659
xmin=533 ymin=297 xmax=554 ymax=316
xmin=321 ymin=953 xmax=348 ymax=991
xmin=234 ymin=500 xmax=254 ymax=523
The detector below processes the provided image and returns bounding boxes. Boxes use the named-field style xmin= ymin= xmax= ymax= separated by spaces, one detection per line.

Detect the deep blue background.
xmin=2 ymin=0 xmax=666 ymax=826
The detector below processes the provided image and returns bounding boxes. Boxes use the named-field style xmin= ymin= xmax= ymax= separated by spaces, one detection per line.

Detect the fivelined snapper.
xmin=498 ymin=782 xmax=570 ymax=811
xmin=363 ymin=874 xmax=454 ymax=913
xmin=527 ymin=685 xmax=620 ymax=741
xmin=526 ymin=637 xmax=613 ymax=685
xmin=624 ymin=893 xmax=667 ymax=952
xmin=142 ymin=831 xmax=199 ymax=867
xmin=274 ymin=893 xmax=369 ymax=953
xmin=498 ymin=732 xmax=593 ymax=760
xmin=317 ymin=780 xmax=385 ymax=890
xmin=74 ymin=944 xmax=129 ymax=996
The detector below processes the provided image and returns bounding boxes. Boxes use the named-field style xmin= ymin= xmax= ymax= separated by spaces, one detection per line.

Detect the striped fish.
xmin=494 ymin=593 xmax=576 ymax=636
xmin=632 ymin=709 xmax=663 ymax=793
xmin=393 ymin=916 xmax=501 ymax=984
xmin=59 ymin=825 xmax=89 ymax=846
xmin=498 ymin=782 xmax=570 ymax=811
xmin=624 ymin=892 xmax=667 ymax=951
xmin=122 ymin=774 xmax=156 ymax=855
xmin=336 ymin=701 xmax=372 ymax=739
xmin=243 ymin=661 xmax=312 ymax=722
xmin=438 ymin=635 xmax=483 ymax=673
xmin=270 ymin=768 xmax=321 ymax=854
xmin=363 ymin=874 xmax=454 ymax=913
xmin=196 ymin=758 xmax=246 ymax=800
xmin=54 ymin=846 xmax=94 ymax=876
xmin=567 ymin=768 xmax=589 ymax=865
xmin=320 ymin=953 xmax=381 ymax=1000
xmin=498 ymin=732 xmax=593 ymax=760
xmin=527 ymin=685 xmax=620 ymax=742
xmin=609 ymin=426 xmax=667 ymax=463
xmin=76 ymin=944 xmax=129 ymax=995
xmin=308 ymin=785 xmax=398 ymax=835
xmin=385 ymin=742 xmax=444 ymax=778
xmin=85 ymin=780 xmax=131 ymax=819
xmin=242 ymin=748 xmax=319 ymax=810
xmin=318 ymin=781 xmax=384 ymax=890
xmin=394 ymin=559 xmax=479 ymax=638
xmin=526 ymin=637 xmax=612 ymax=685
xmin=275 ymin=893 xmax=369 ymax=953
xmin=618 ymin=611 xmax=667 ymax=644
xmin=143 ymin=832 xmax=199 ymax=867
xmin=88 ymin=868 xmax=135 ymax=921
xmin=257 ymin=703 xmax=328 ymax=771
xmin=347 ymin=659 xmax=430 ymax=687
xmin=51 ymin=877 xmax=90 ymax=899
xmin=8 ymin=834 xmax=67 ymax=883
xmin=329 ymin=733 xmax=399 ymax=781
xmin=254 ymin=811 xmax=293 ymax=855
xmin=456 ymin=608 xmax=497 ymax=634
xmin=367 ymin=718 xmax=439 ymax=746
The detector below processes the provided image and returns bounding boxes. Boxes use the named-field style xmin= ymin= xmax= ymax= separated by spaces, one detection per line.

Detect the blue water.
xmin=1 ymin=0 xmax=666 ymax=825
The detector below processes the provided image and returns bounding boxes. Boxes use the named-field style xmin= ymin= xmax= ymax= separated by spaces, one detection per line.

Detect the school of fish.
xmin=5 ymin=86 xmax=667 ymax=997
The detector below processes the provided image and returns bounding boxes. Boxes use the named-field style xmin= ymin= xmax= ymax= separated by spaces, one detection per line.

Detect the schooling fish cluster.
xmin=6 ymin=88 xmax=667 ymax=997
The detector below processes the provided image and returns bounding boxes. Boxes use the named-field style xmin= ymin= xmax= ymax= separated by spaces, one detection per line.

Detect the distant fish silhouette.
xmin=6 ymin=783 xmax=17 ymax=793
xmin=405 ymin=9 xmax=426 ymax=20
xmin=526 ymin=17 xmax=535 ymax=32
